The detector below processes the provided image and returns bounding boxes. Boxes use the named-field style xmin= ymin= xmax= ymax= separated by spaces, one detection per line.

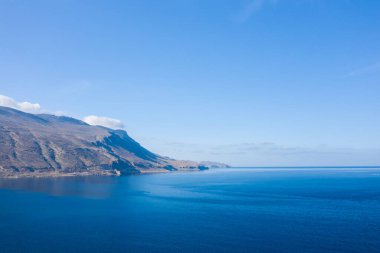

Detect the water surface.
xmin=1 ymin=168 xmax=380 ymax=253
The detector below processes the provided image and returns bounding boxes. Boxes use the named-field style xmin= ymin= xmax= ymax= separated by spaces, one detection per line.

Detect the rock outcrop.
xmin=0 ymin=106 xmax=203 ymax=177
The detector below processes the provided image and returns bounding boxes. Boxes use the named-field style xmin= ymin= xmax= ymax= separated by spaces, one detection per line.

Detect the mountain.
xmin=0 ymin=106 xmax=204 ymax=178
xmin=199 ymin=161 xmax=231 ymax=168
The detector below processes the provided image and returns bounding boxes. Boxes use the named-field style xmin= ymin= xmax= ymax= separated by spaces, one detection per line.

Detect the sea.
xmin=0 ymin=167 xmax=379 ymax=253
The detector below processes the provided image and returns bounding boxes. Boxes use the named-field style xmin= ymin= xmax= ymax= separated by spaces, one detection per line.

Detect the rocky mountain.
xmin=199 ymin=161 xmax=231 ymax=168
xmin=0 ymin=106 xmax=203 ymax=178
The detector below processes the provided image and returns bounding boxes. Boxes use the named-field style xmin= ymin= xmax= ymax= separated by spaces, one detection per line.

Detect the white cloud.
xmin=0 ymin=94 xmax=41 ymax=113
xmin=83 ymin=115 xmax=125 ymax=129
xmin=0 ymin=94 xmax=125 ymax=129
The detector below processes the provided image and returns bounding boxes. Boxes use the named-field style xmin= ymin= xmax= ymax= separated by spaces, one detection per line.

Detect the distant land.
xmin=0 ymin=106 xmax=228 ymax=178
xmin=198 ymin=161 xmax=231 ymax=168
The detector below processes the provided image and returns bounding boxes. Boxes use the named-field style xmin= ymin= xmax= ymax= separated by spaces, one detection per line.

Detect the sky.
xmin=0 ymin=0 xmax=379 ymax=166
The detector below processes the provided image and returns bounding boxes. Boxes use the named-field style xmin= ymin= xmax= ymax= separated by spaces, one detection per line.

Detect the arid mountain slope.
xmin=0 ymin=106 xmax=202 ymax=177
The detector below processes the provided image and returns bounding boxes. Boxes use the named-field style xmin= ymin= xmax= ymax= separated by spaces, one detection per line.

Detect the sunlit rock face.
xmin=0 ymin=106 xmax=202 ymax=178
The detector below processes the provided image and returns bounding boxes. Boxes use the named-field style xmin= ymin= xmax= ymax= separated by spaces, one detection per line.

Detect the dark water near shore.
xmin=1 ymin=168 xmax=380 ymax=253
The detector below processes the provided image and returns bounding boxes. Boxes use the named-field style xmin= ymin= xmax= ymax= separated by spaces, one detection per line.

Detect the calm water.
xmin=1 ymin=168 xmax=380 ymax=253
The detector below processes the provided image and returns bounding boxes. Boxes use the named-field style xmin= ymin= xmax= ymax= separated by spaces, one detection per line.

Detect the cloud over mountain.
xmin=0 ymin=94 xmax=125 ymax=130
xmin=0 ymin=94 xmax=41 ymax=113
xmin=83 ymin=115 xmax=125 ymax=129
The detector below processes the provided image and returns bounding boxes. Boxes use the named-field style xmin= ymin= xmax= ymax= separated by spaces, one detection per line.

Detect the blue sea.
xmin=0 ymin=167 xmax=380 ymax=253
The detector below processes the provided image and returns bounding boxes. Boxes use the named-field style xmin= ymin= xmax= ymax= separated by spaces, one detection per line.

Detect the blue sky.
xmin=1 ymin=0 xmax=379 ymax=166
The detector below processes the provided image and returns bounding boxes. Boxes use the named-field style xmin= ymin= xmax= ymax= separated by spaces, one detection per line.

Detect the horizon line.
xmin=228 ymin=166 xmax=380 ymax=169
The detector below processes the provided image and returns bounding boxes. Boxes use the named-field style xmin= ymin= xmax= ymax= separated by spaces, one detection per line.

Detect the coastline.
xmin=0 ymin=167 xmax=209 ymax=179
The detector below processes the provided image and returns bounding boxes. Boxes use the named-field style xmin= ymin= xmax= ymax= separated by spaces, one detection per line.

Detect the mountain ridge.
xmin=0 ymin=106 xmax=208 ymax=178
